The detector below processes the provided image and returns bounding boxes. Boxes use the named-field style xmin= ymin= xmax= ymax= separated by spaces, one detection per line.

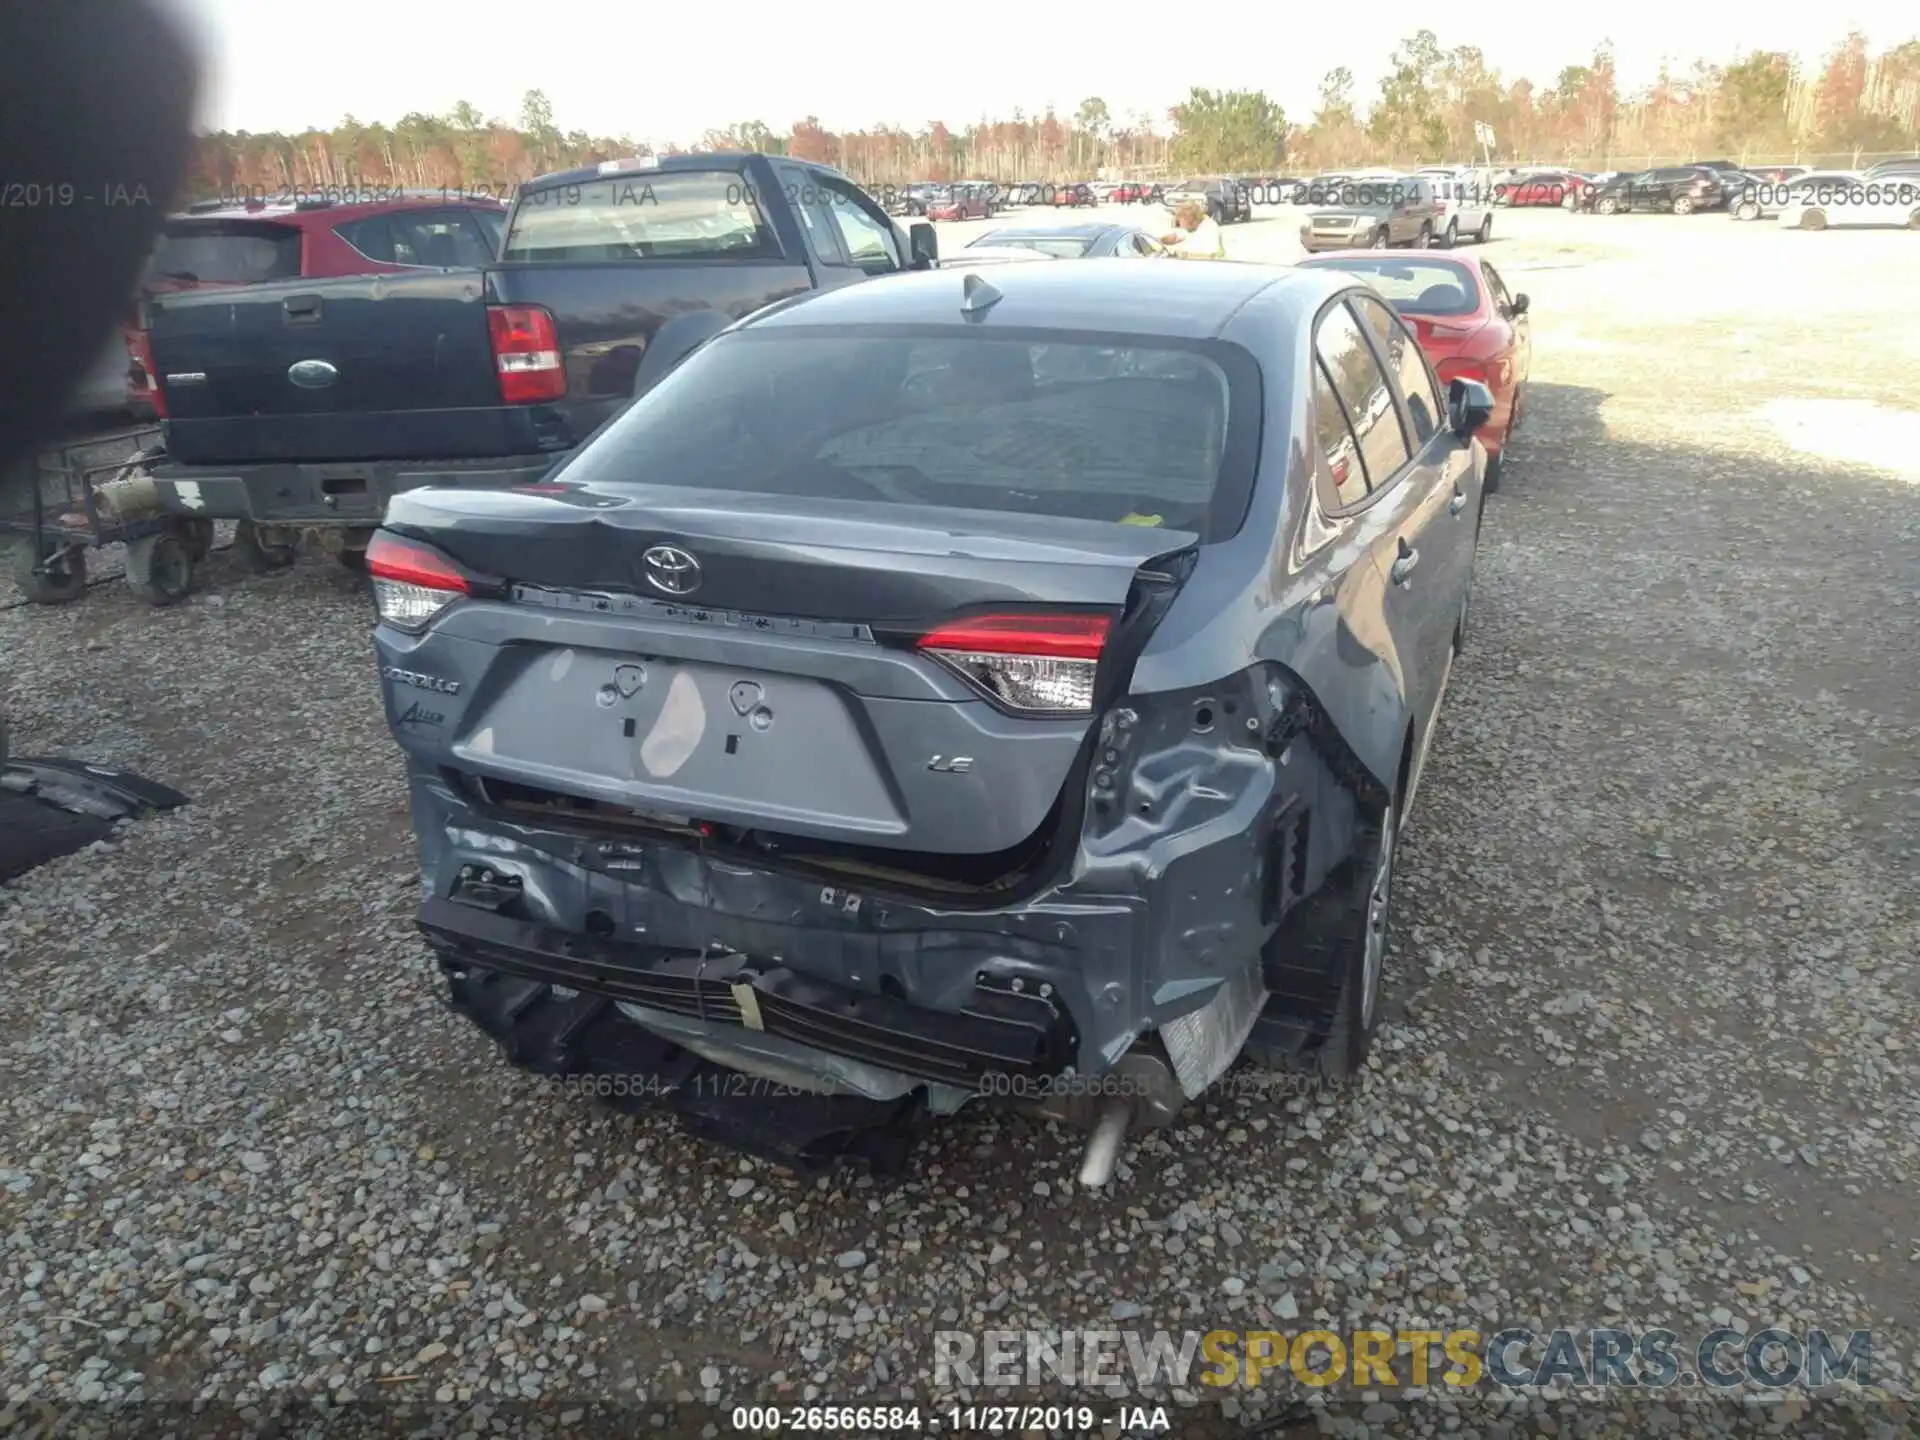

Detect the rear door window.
xmin=388 ymin=209 xmax=498 ymax=267
xmin=1314 ymin=303 xmax=1411 ymax=491
xmin=1313 ymin=360 xmax=1371 ymax=507
xmin=1349 ymin=293 xmax=1442 ymax=445
xmin=145 ymin=222 xmax=303 ymax=285
xmin=502 ymin=169 xmax=781 ymax=262
xmin=467 ymin=208 xmax=505 ymax=254
xmin=778 ymin=164 xmax=847 ymax=265
xmin=819 ymin=180 xmax=902 ymax=274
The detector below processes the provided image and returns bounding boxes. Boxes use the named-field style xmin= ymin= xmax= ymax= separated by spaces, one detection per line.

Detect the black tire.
xmin=1414 ymin=222 xmax=1433 ymax=249
xmin=1441 ymin=219 xmax=1458 ymax=249
xmin=181 ymin=517 xmax=214 ymax=563
xmin=1477 ymin=214 xmax=1492 ymax=243
xmin=1455 ymin=499 xmax=1483 ymax=654
xmin=1483 ymin=448 xmax=1504 ymax=495
xmin=1595 ymin=197 xmax=1618 ymax=216
xmin=1671 ymin=195 xmax=1694 ymax=216
xmin=9 ymin=543 xmax=87 ymax=605
xmin=125 ymin=531 xmax=194 ymax=606
xmin=337 ymin=547 xmax=368 ymax=573
xmin=1369 ymin=226 xmax=1389 ymax=250
xmin=1801 ymin=208 xmax=1827 ymax=231
xmin=1736 ymin=201 xmax=1761 ymax=221
xmin=1257 ymin=800 xmax=1398 ymax=1080
xmin=233 ymin=520 xmax=297 ymax=573
xmin=1908 ymin=207 xmax=1920 ymax=231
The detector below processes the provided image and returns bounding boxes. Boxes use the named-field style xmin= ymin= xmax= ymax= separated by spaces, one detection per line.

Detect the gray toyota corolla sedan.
xmin=366 ymin=261 xmax=1494 ymax=1183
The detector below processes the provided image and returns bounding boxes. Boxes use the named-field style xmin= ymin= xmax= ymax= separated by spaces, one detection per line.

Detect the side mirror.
xmin=908 ymin=221 xmax=938 ymax=270
xmin=1510 ymin=293 xmax=1530 ymax=316
xmin=1448 ymin=377 xmax=1495 ymax=438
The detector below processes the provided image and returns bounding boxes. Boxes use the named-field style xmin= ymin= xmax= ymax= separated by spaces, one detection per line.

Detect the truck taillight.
xmin=127 ymin=328 xmax=165 ymax=418
xmin=916 ymin=613 xmax=1111 ymax=715
xmin=366 ymin=531 xmax=469 ymax=630
xmin=487 ymin=304 xmax=565 ymax=405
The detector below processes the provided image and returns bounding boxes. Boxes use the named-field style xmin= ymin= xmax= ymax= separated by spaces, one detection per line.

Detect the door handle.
xmin=1390 ymin=539 xmax=1419 ymax=585
xmin=1449 ymin=487 xmax=1468 ymax=515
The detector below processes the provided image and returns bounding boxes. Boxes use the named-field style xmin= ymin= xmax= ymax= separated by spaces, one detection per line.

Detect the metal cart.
xmin=0 ymin=427 xmax=211 ymax=606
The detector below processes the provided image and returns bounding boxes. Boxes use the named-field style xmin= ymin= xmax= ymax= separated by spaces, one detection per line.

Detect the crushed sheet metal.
xmin=1160 ymin=958 xmax=1268 ymax=1099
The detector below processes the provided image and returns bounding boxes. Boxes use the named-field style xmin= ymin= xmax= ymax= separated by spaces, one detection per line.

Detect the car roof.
xmin=1297 ymin=250 xmax=1483 ymax=274
xmin=744 ymin=261 xmax=1336 ymax=339
xmin=527 ymin=151 xmax=847 ymax=190
xmin=972 ymin=222 xmax=1120 ymax=241
xmin=168 ymin=192 xmax=505 ymax=224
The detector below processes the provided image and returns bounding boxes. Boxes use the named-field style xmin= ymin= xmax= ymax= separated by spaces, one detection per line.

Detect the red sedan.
xmin=1498 ymin=170 xmax=1592 ymax=208
xmin=1297 ymin=251 xmax=1532 ymax=489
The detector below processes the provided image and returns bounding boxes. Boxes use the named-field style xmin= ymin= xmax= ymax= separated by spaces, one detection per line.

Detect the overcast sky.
xmin=168 ymin=0 xmax=1916 ymax=142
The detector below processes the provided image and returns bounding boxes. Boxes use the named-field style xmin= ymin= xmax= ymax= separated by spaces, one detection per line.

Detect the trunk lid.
xmin=384 ymin=484 xmax=1197 ymax=860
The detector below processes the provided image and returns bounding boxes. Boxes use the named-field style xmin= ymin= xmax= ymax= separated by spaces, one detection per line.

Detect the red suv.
xmin=122 ymin=192 xmax=508 ymax=417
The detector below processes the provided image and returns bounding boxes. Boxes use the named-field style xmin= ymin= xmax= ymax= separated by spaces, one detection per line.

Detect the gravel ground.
xmin=3 ymin=206 xmax=1917 ymax=1437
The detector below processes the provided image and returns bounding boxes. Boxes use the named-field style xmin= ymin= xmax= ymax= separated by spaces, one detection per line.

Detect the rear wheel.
xmin=233 ymin=520 xmax=298 ymax=573
xmin=1369 ymin=226 xmax=1389 ymax=249
xmin=1476 ymin=214 xmax=1492 ymax=243
xmin=1483 ymin=448 xmax=1504 ymax=494
xmin=1736 ymin=200 xmax=1761 ymax=221
xmin=125 ymin=530 xmax=194 ymax=606
xmin=1441 ymin=219 xmax=1458 ymax=248
xmin=1256 ymin=799 xmax=1398 ymax=1081
xmin=180 ymin=517 xmax=214 ymax=563
xmin=1908 ymin=207 xmax=1920 ymax=230
xmin=9 ymin=542 xmax=87 ymax=605
xmin=1671 ymin=195 xmax=1694 ymax=216
xmin=1414 ymin=222 xmax=1433 ymax=249
xmin=1801 ymin=208 xmax=1828 ymax=231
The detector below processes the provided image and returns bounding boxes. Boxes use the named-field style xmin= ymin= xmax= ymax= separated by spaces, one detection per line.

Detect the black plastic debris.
xmin=0 ymin=756 xmax=188 ymax=883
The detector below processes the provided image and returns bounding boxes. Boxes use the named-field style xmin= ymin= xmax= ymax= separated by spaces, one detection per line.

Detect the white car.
xmin=1778 ymin=174 xmax=1920 ymax=230
xmin=1416 ymin=166 xmax=1497 ymax=246
xmin=1728 ymin=170 xmax=1851 ymax=221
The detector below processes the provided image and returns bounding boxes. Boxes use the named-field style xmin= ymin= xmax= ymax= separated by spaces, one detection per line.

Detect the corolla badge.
xmin=287 ymin=359 xmax=338 ymax=389
xmin=641 ymin=544 xmax=701 ymax=596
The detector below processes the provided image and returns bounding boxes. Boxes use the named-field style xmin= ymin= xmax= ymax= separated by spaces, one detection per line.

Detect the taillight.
xmin=1436 ymin=358 xmax=1492 ymax=392
xmin=916 ymin=613 xmax=1111 ymax=715
xmin=487 ymin=304 xmax=565 ymax=405
xmin=127 ymin=329 xmax=165 ymax=418
xmin=366 ymin=531 xmax=469 ymax=630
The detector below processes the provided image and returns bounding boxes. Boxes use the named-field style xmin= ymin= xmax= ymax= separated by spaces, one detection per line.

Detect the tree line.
xmin=187 ymin=29 xmax=1920 ymax=200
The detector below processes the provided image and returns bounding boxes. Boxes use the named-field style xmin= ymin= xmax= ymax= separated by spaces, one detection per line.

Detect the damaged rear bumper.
xmin=419 ymin=895 xmax=1078 ymax=1103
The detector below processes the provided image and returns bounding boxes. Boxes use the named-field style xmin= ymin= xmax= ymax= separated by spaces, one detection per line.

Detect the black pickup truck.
xmin=145 ymin=153 xmax=938 ymax=568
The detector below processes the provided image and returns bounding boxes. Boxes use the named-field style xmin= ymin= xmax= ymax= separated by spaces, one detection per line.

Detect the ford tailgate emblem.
xmin=641 ymin=544 xmax=701 ymax=596
xmin=287 ymin=359 xmax=338 ymax=389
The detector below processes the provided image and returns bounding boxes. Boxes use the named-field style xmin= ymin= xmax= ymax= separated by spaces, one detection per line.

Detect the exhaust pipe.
xmin=1077 ymin=1096 xmax=1131 ymax=1188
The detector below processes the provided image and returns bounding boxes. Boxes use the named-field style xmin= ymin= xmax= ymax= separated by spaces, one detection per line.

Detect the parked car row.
xmin=1587 ymin=158 xmax=1920 ymax=229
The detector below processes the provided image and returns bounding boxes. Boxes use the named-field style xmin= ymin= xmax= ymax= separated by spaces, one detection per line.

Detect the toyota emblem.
xmin=641 ymin=544 xmax=701 ymax=596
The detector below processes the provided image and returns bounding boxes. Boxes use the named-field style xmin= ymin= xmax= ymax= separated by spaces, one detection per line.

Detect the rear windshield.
xmin=501 ymin=170 xmax=780 ymax=262
xmin=558 ymin=329 xmax=1255 ymax=538
xmin=145 ymin=221 xmax=302 ymax=285
xmin=1304 ymin=259 xmax=1480 ymax=317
